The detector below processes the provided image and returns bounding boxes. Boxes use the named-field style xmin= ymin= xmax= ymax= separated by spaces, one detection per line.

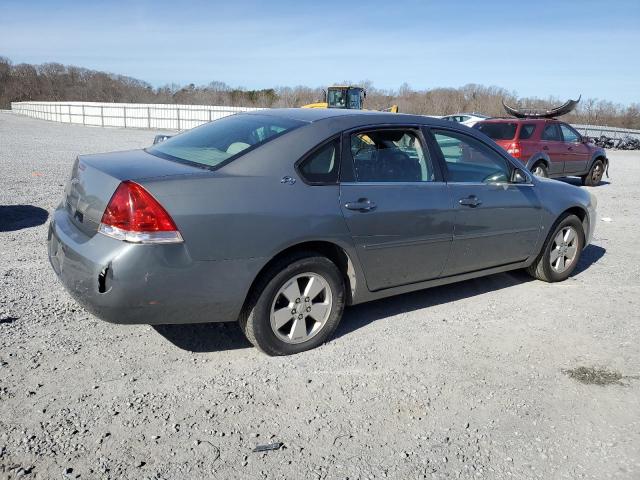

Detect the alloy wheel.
xmin=270 ymin=272 xmax=332 ymax=344
xmin=550 ymin=226 xmax=579 ymax=273
xmin=591 ymin=164 xmax=603 ymax=184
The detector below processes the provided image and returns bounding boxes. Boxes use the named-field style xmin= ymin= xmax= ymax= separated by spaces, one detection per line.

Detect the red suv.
xmin=473 ymin=119 xmax=608 ymax=186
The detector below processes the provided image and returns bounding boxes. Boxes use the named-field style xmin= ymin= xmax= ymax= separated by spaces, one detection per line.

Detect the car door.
xmin=540 ymin=122 xmax=565 ymax=175
xmin=559 ymin=123 xmax=590 ymax=174
xmin=339 ymin=126 xmax=453 ymax=291
xmin=427 ymin=128 xmax=543 ymax=276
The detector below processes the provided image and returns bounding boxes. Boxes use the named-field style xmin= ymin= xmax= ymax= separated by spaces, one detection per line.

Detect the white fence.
xmin=11 ymin=101 xmax=640 ymax=140
xmin=10 ymin=101 xmax=263 ymax=130
xmin=572 ymin=124 xmax=640 ymax=141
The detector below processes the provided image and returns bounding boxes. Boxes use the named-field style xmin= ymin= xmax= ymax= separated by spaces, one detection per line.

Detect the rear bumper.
xmin=48 ymin=208 xmax=262 ymax=325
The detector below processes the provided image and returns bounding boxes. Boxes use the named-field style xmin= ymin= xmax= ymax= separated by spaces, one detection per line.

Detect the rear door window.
xmin=475 ymin=122 xmax=517 ymax=140
xmin=349 ymin=129 xmax=433 ymax=182
xmin=541 ymin=123 xmax=562 ymax=141
xmin=519 ymin=124 xmax=536 ymax=139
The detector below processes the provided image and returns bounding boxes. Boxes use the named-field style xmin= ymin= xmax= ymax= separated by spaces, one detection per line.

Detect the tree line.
xmin=1 ymin=57 xmax=638 ymax=129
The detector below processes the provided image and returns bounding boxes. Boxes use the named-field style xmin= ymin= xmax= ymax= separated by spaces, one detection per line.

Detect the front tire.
xmin=526 ymin=214 xmax=584 ymax=282
xmin=582 ymin=159 xmax=604 ymax=186
xmin=239 ymin=253 xmax=345 ymax=356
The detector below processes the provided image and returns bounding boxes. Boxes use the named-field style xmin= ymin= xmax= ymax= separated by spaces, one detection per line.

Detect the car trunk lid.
xmin=63 ymin=149 xmax=206 ymax=237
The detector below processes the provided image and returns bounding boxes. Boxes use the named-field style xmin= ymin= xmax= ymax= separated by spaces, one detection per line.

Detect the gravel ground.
xmin=1 ymin=112 xmax=639 ymax=480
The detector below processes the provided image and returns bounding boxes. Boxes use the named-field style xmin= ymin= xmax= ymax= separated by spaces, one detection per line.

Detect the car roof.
xmin=476 ymin=117 xmax=562 ymax=124
xmin=443 ymin=113 xmax=489 ymax=118
xmin=243 ymin=108 xmax=457 ymax=128
xmin=245 ymin=108 xmax=400 ymax=122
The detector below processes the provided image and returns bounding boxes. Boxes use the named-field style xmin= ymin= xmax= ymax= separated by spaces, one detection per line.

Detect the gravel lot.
xmin=1 ymin=112 xmax=639 ymax=479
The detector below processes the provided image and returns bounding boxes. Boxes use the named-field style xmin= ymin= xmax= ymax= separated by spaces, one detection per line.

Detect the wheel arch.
xmin=526 ymin=154 xmax=550 ymax=170
xmin=559 ymin=206 xmax=589 ymax=244
xmin=589 ymin=153 xmax=608 ymax=171
xmin=241 ymin=240 xmax=358 ymax=314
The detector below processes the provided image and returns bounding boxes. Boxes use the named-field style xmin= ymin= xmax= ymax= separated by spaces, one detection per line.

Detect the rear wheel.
xmin=531 ymin=161 xmax=548 ymax=178
xmin=582 ymin=159 xmax=604 ymax=186
xmin=239 ymin=253 xmax=345 ymax=356
xmin=526 ymin=214 xmax=584 ymax=282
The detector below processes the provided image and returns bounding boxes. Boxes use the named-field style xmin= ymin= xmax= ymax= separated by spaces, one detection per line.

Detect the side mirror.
xmin=581 ymin=135 xmax=591 ymax=144
xmin=511 ymin=168 xmax=529 ymax=184
xmin=153 ymin=134 xmax=172 ymax=145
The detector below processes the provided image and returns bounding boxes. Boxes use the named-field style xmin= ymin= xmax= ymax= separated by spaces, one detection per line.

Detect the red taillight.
xmin=99 ymin=181 xmax=182 ymax=243
xmin=506 ymin=141 xmax=522 ymax=159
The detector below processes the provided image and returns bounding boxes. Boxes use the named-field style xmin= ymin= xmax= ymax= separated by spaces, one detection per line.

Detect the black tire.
xmin=582 ymin=159 xmax=604 ymax=186
xmin=239 ymin=252 xmax=345 ymax=356
xmin=526 ymin=214 xmax=584 ymax=282
xmin=531 ymin=161 xmax=548 ymax=178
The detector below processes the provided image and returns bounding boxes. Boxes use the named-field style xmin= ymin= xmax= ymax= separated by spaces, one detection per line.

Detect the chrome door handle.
xmin=345 ymin=198 xmax=377 ymax=212
xmin=459 ymin=196 xmax=482 ymax=207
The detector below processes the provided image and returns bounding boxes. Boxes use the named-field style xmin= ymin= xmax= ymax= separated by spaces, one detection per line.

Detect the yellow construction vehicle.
xmin=302 ymin=85 xmax=398 ymax=113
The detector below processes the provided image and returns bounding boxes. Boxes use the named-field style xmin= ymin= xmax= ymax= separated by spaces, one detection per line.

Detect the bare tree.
xmin=0 ymin=57 xmax=637 ymax=129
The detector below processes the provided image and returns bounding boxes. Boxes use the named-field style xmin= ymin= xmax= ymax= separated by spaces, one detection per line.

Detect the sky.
xmin=1 ymin=0 xmax=639 ymax=104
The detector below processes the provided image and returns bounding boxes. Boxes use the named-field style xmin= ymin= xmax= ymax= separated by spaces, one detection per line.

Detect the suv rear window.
xmin=475 ymin=122 xmax=517 ymax=140
xmin=148 ymin=114 xmax=304 ymax=169
xmin=519 ymin=124 xmax=536 ymax=139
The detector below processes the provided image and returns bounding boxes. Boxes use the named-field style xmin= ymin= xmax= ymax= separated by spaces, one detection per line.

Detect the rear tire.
xmin=531 ymin=161 xmax=548 ymax=178
xmin=239 ymin=252 xmax=345 ymax=356
xmin=582 ymin=159 xmax=604 ymax=186
xmin=526 ymin=214 xmax=584 ymax=282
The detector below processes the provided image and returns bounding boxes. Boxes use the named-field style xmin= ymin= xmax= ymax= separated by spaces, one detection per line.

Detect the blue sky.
xmin=1 ymin=0 xmax=639 ymax=104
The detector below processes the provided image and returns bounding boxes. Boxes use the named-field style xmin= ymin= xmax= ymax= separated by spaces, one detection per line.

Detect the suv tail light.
xmin=506 ymin=141 xmax=522 ymax=159
xmin=99 ymin=181 xmax=183 ymax=244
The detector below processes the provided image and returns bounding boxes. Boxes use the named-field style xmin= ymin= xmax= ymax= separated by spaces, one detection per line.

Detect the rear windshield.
xmin=475 ymin=122 xmax=517 ymax=140
xmin=147 ymin=114 xmax=305 ymax=169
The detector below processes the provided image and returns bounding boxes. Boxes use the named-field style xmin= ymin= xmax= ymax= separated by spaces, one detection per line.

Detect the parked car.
xmin=48 ymin=109 xmax=597 ymax=355
xmin=473 ymin=118 xmax=608 ymax=186
xmin=440 ymin=113 xmax=490 ymax=127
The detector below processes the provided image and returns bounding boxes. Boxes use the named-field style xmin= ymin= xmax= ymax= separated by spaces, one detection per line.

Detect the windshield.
xmin=148 ymin=114 xmax=305 ymax=168
xmin=327 ymin=89 xmax=347 ymax=108
xmin=475 ymin=122 xmax=517 ymax=140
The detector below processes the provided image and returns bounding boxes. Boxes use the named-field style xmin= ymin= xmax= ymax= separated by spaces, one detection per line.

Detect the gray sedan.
xmin=48 ymin=109 xmax=597 ymax=355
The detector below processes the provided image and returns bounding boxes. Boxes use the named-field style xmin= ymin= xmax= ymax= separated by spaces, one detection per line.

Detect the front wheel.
xmin=239 ymin=253 xmax=345 ymax=356
xmin=526 ymin=214 xmax=584 ymax=282
xmin=582 ymin=159 xmax=604 ymax=186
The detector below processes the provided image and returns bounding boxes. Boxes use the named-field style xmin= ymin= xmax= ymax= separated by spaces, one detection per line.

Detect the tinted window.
xmin=541 ymin=123 xmax=562 ymax=141
xmin=432 ymin=130 xmax=511 ymax=183
xmin=148 ymin=114 xmax=304 ymax=168
xmin=350 ymin=130 xmax=433 ymax=182
xmin=560 ymin=124 xmax=580 ymax=143
xmin=475 ymin=122 xmax=517 ymax=140
xmin=519 ymin=124 xmax=536 ymax=139
xmin=298 ymin=138 xmax=339 ymax=184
